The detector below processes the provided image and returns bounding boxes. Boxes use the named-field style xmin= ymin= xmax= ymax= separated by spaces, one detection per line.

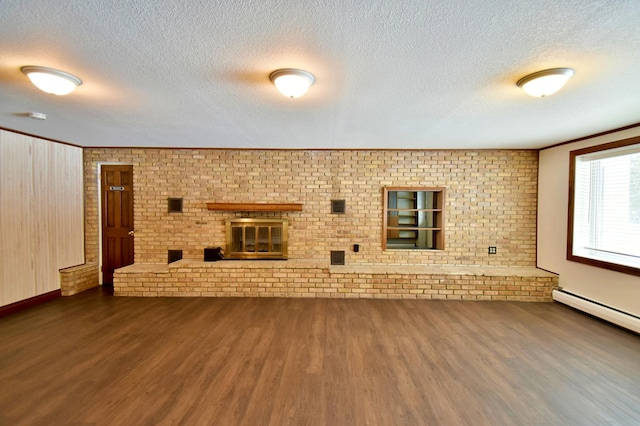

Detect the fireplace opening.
xmin=225 ymin=218 xmax=288 ymax=260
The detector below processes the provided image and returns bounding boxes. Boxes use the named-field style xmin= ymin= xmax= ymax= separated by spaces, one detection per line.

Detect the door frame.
xmin=97 ymin=162 xmax=133 ymax=285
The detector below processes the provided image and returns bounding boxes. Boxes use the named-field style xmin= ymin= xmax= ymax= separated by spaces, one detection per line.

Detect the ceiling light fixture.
xmin=21 ymin=66 xmax=82 ymax=95
xmin=517 ymin=68 xmax=574 ymax=97
xmin=269 ymin=68 xmax=315 ymax=98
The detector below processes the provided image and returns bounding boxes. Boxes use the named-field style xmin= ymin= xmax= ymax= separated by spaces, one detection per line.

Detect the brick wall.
xmin=114 ymin=262 xmax=557 ymax=302
xmin=60 ymin=263 xmax=99 ymax=296
xmin=84 ymin=149 xmax=537 ymax=267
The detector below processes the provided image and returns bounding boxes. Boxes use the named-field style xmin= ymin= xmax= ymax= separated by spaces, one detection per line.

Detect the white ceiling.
xmin=1 ymin=0 xmax=639 ymax=149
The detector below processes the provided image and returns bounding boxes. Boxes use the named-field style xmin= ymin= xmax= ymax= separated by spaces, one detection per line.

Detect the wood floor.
xmin=1 ymin=289 xmax=639 ymax=425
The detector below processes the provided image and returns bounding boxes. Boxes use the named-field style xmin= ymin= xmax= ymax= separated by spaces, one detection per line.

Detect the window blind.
xmin=573 ymin=147 xmax=640 ymax=268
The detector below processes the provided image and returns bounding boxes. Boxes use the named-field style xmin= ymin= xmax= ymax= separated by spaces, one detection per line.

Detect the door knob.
xmin=128 ymin=230 xmax=135 ymax=236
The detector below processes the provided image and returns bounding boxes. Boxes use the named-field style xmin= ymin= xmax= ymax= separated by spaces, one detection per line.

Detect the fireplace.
xmin=225 ymin=218 xmax=288 ymax=260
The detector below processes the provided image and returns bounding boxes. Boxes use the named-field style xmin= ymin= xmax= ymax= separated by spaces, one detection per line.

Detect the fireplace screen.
xmin=225 ymin=218 xmax=288 ymax=259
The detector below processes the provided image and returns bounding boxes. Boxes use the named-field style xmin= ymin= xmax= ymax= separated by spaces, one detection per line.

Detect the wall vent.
xmin=168 ymin=198 xmax=183 ymax=213
xmin=331 ymin=199 xmax=346 ymax=214
xmin=330 ymin=250 xmax=345 ymax=265
xmin=168 ymin=249 xmax=183 ymax=263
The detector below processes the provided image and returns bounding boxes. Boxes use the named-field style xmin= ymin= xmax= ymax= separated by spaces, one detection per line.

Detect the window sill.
xmin=567 ymin=254 xmax=640 ymax=277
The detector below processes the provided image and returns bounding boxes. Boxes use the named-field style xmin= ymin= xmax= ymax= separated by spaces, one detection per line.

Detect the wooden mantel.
xmin=206 ymin=203 xmax=303 ymax=212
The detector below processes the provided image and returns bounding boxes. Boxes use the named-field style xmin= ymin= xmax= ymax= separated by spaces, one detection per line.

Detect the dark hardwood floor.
xmin=0 ymin=289 xmax=639 ymax=425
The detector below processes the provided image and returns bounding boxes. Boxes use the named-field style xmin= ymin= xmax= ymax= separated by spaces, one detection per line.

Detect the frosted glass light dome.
xmin=517 ymin=68 xmax=574 ymax=97
xmin=269 ymin=69 xmax=315 ymax=98
xmin=21 ymin=66 xmax=82 ymax=95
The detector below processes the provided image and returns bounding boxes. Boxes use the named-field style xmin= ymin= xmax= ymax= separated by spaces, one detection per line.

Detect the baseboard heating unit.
xmin=553 ymin=288 xmax=640 ymax=334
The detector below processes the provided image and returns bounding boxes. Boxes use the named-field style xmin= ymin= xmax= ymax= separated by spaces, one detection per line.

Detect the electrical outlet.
xmin=488 ymin=246 xmax=497 ymax=255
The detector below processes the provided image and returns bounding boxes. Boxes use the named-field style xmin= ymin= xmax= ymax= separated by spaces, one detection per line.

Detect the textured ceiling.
xmin=1 ymin=0 xmax=639 ymax=149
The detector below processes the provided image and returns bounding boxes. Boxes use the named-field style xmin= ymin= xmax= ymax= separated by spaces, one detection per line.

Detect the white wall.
xmin=538 ymin=127 xmax=640 ymax=316
xmin=0 ymin=130 xmax=84 ymax=306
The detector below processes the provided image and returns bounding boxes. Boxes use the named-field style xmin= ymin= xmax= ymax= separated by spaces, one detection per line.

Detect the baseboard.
xmin=0 ymin=290 xmax=62 ymax=318
xmin=552 ymin=288 xmax=640 ymax=334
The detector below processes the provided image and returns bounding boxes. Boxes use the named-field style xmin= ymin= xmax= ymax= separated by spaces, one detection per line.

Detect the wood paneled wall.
xmin=0 ymin=130 xmax=84 ymax=307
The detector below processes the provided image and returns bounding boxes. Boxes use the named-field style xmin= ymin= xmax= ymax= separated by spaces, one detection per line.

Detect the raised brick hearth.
xmin=114 ymin=260 xmax=557 ymax=301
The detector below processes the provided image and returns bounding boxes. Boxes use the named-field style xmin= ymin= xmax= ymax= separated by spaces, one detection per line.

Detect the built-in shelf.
xmin=206 ymin=203 xmax=303 ymax=212
xmin=384 ymin=187 xmax=445 ymax=250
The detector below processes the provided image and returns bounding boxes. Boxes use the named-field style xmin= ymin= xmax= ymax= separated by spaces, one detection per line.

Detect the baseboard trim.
xmin=552 ymin=288 xmax=640 ymax=334
xmin=0 ymin=290 xmax=62 ymax=318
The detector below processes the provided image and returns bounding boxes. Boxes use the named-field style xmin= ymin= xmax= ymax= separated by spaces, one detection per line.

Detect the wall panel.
xmin=0 ymin=130 xmax=84 ymax=307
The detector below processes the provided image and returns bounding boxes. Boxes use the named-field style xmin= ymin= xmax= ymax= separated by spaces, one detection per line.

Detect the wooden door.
xmin=101 ymin=165 xmax=134 ymax=284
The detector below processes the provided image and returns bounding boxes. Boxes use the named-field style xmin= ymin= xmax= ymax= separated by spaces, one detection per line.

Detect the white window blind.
xmin=572 ymin=145 xmax=640 ymax=269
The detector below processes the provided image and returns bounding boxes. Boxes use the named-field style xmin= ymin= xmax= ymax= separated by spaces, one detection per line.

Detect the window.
xmin=568 ymin=137 xmax=640 ymax=276
xmin=383 ymin=187 xmax=444 ymax=250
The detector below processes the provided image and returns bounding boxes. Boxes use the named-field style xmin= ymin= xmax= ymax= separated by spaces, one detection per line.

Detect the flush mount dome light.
xmin=21 ymin=66 xmax=82 ymax=95
xmin=517 ymin=68 xmax=574 ymax=97
xmin=269 ymin=68 xmax=315 ymax=98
